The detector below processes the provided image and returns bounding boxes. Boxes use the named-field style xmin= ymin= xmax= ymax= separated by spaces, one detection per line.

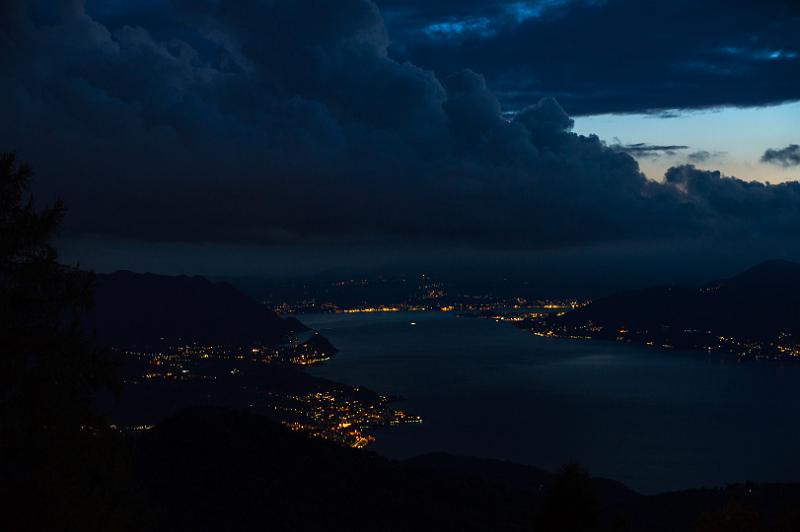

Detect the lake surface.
xmin=302 ymin=311 xmax=800 ymax=494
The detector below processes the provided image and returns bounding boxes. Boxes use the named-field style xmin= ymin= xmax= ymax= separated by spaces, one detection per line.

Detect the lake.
xmin=302 ymin=311 xmax=800 ymax=494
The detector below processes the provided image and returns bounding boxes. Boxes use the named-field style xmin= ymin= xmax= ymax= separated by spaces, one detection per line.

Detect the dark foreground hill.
xmin=130 ymin=407 xmax=800 ymax=532
xmin=86 ymin=271 xmax=306 ymax=348
xmin=524 ymin=260 xmax=800 ymax=356
xmin=134 ymin=407 xmax=541 ymax=532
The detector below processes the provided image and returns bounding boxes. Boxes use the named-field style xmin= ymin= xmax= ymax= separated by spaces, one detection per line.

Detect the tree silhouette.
xmin=538 ymin=463 xmax=601 ymax=532
xmin=0 ymin=152 xmax=135 ymax=531
xmin=695 ymin=502 xmax=764 ymax=532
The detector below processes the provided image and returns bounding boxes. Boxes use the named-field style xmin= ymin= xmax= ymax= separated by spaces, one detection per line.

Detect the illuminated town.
xmin=273 ymin=389 xmax=421 ymax=448
xmin=265 ymin=273 xmax=587 ymax=315
xmin=118 ymin=329 xmax=421 ymax=447
xmin=122 ymin=333 xmax=338 ymax=384
xmin=519 ymin=316 xmax=800 ymax=361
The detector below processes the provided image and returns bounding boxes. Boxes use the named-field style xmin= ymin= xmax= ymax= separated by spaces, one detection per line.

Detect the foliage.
xmin=539 ymin=463 xmax=601 ymax=532
xmin=0 ymin=152 xmax=135 ymax=531
xmin=695 ymin=502 xmax=764 ymax=532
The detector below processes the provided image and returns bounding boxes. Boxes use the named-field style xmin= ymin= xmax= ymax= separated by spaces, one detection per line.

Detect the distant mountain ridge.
xmin=86 ymin=270 xmax=306 ymax=348
xmin=525 ymin=260 xmax=800 ymax=356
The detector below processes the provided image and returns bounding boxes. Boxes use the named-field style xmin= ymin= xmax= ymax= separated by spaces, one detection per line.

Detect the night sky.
xmin=2 ymin=0 xmax=799 ymax=286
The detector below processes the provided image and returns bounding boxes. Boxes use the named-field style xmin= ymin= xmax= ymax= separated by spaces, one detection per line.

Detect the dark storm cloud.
xmin=612 ymin=144 xmax=688 ymax=159
xmin=380 ymin=0 xmax=800 ymax=115
xmin=376 ymin=0 xmax=564 ymax=33
xmin=687 ymin=151 xmax=712 ymax=163
xmin=1 ymin=0 xmax=799 ymax=251
xmin=665 ymin=165 xmax=800 ymax=231
xmin=761 ymin=145 xmax=800 ymax=168
xmin=686 ymin=150 xmax=726 ymax=164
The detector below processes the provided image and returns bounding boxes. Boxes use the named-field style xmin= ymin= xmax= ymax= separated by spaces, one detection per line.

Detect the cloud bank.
xmin=381 ymin=0 xmax=800 ymax=115
xmin=762 ymin=144 xmax=800 ymax=168
xmin=1 ymin=0 xmax=799 ymax=252
xmin=612 ymin=144 xmax=688 ymax=159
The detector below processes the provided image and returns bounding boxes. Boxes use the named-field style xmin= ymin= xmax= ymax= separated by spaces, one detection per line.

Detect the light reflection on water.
xmin=302 ymin=311 xmax=800 ymax=494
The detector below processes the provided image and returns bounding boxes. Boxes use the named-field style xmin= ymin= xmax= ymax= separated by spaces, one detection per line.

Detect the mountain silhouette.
xmin=133 ymin=406 xmax=800 ymax=532
xmin=549 ymin=260 xmax=800 ymax=346
xmin=86 ymin=271 xmax=306 ymax=348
